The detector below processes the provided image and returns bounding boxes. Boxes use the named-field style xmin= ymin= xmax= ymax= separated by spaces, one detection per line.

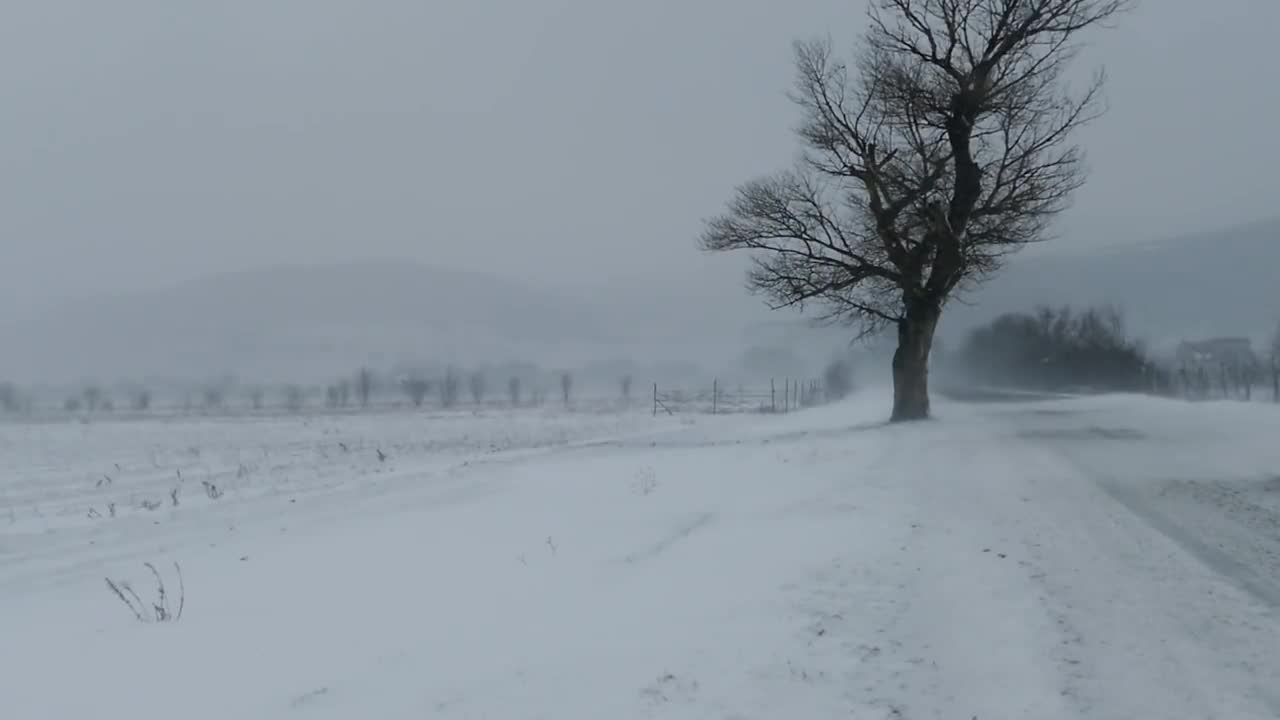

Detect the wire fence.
xmin=652 ymin=378 xmax=825 ymax=416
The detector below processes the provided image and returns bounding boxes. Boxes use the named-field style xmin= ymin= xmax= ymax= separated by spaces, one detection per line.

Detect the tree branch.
xmin=702 ymin=0 xmax=1131 ymax=339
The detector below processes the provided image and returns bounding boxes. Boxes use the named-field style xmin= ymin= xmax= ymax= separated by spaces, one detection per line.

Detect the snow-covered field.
xmin=3 ymin=392 xmax=1280 ymax=718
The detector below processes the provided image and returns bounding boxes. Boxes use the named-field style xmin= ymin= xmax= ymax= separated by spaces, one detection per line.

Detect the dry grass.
xmin=104 ymin=561 xmax=185 ymax=623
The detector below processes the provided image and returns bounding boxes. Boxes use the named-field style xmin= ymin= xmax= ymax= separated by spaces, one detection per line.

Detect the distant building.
xmin=1175 ymin=337 xmax=1257 ymax=368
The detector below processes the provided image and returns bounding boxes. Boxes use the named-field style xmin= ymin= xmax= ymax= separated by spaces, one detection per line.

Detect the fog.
xmin=1 ymin=0 xmax=1278 ymax=386
xmin=9 ymin=6 xmax=1280 ymax=711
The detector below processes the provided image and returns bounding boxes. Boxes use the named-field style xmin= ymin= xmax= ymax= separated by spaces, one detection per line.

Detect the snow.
xmin=3 ymin=392 xmax=1280 ymax=718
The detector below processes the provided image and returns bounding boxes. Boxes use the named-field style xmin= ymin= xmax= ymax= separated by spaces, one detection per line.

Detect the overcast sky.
xmin=2 ymin=0 xmax=1277 ymax=312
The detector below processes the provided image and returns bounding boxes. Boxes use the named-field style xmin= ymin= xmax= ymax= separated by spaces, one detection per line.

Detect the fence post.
xmin=712 ymin=379 xmax=718 ymax=415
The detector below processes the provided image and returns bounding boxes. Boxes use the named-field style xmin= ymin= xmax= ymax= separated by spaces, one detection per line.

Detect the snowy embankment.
xmin=3 ymin=393 xmax=1280 ymax=718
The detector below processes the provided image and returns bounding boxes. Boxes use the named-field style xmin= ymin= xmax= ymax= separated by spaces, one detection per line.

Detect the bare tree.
xmin=0 ymin=383 xmax=19 ymax=413
xmin=440 ymin=368 xmax=461 ymax=409
xmin=469 ymin=371 xmax=487 ymax=405
xmin=249 ymin=387 xmax=264 ymax=411
xmin=508 ymin=376 xmax=522 ymax=408
xmin=132 ymin=388 xmax=152 ymax=412
xmin=284 ymin=385 xmax=306 ymax=413
xmin=701 ymin=0 xmax=1130 ymax=421
xmin=202 ymin=385 xmax=225 ymax=412
xmin=357 ymin=367 xmax=375 ymax=408
xmin=960 ymin=304 xmax=1149 ymax=391
xmin=560 ymin=372 xmax=573 ymax=408
xmin=403 ymin=377 xmax=431 ymax=408
xmin=83 ymin=385 xmax=103 ymax=413
xmin=620 ymin=375 xmax=633 ymax=403
xmin=824 ymin=358 xmax=856 ymax=400
xmin=1270 ymin=322 xmax=1280 ymax=403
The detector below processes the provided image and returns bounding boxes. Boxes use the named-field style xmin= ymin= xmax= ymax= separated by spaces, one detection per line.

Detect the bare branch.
xmin=703 ymin=0 xmax=1129 ymax=368
xmin=701 ymin=169 xmax=904 ymax=326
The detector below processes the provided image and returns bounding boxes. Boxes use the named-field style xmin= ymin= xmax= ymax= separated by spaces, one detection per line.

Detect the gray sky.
xmin=2 ymin=0 xmax=1277 ymax=312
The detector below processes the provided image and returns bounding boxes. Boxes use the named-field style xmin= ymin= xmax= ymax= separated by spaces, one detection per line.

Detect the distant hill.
xmin=11 ymin=218 xmax=1273 ymax=386
xmin=0 ymin=259 xmax=804 ymax=387
xmin=0 ymin=261 xmax=622 ymax=384
xmin=943 ymin=217 xmax=1280 ymax=353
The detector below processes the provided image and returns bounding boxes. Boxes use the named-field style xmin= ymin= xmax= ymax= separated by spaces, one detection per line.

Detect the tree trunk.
xmin=891 ymin=302 xmax=940 ymax=422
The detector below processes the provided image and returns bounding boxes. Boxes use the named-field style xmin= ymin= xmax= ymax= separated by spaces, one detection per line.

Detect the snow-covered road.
xmin=3 ymin=393 xmax=1279 ymax=718
xmin=918 ymin=397 xmax=1280 ymax=718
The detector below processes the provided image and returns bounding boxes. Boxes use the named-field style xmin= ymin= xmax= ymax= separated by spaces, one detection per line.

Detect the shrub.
xmin=958 ymin=305 xmax=1154 ymax=392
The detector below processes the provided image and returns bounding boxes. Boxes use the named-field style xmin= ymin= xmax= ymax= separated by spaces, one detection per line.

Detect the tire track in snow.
xmin=1095 ymin=479 xmax=1280 ymax=610
xmin=1013 ymin=404 xmax=1280 ymax=611
xmin=990 ymin=403 xmax=1280 ymax=718
xmin=622 ymin=512 xmax=716 ymax=565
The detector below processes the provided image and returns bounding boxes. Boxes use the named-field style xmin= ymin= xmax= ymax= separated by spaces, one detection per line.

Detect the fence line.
xmin=653 ymin=378 xmax=825 ymax=416
xmin=1170 ymin=361 xmax=1280 ymax=403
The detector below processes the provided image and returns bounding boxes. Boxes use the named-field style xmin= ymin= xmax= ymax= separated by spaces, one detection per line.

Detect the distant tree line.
xmin=2 ymin=350 xmax=863 ymax=418
xmin=955 ymin=305 xmax=1159 ymax=393
xmin=1169 ymin=326 xmax=1280 ymax=403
